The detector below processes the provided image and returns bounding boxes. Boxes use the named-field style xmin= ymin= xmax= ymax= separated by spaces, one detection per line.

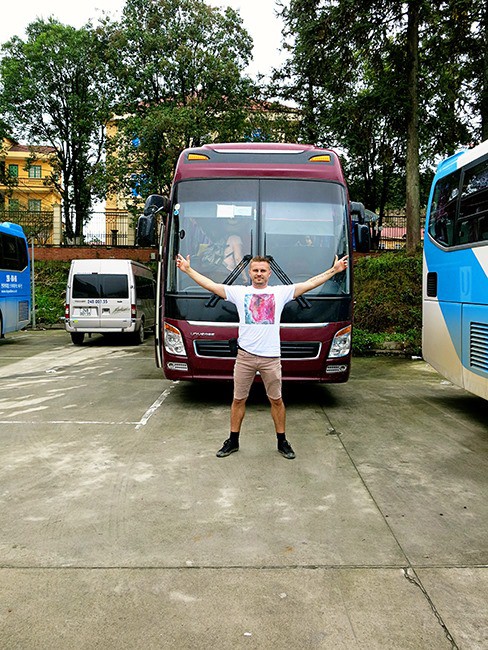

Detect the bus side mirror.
xmin=350 ymin=201 xmax=365 ymax=224
xmin=350 ymin=201 xmax=371 ymax=252
xmin=355 ymin=223 xmax=371 ymax=253
xmin=136 ymin=194 xmax=170 ymax=247
xmin=144 ymin=194 xmax=170 ymax=219
xmin=136 ymin=214 xmax=157 ymax=247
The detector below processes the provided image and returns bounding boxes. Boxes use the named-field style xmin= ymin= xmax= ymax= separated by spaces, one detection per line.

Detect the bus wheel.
xmin=71 ymin=332 xmax=84 ymax=345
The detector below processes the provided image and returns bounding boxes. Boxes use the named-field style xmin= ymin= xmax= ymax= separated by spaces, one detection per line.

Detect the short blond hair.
xmin=250 ymin=255 xmax=271 ymax=266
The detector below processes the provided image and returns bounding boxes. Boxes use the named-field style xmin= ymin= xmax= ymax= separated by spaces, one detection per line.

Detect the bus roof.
xmin=436 ymin=139 xmax=488 ymax=176
xmin=0 ymin=221 xmax=27 ymax=239
xmin=174 ymin=142 xmax=346 ymax=184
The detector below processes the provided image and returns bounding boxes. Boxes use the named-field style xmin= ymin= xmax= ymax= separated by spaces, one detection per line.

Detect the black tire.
xmin=133 ymin=321 xmax=145 ymax=345
xmin=70 ymin=332 xmax=84 ymax=345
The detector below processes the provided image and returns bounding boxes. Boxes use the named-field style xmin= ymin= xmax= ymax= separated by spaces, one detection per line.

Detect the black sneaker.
xmin=216 ymin=438 xmax=239 ymax=457
xmin=278 ymin=439 xmax=296 ymax=459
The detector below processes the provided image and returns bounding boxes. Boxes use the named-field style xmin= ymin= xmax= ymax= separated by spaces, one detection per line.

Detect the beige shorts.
xmin=233 ymin=348 xmax=282 ymax=400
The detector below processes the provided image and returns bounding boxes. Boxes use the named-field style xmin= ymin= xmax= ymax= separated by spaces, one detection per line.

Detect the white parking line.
xmin=135 ymin=382 xmax=180 ymax=430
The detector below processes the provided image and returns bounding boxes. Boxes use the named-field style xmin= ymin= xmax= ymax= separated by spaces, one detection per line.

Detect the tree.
xmin=0 ymin=19 xmax=116 ymax=239
xmin=103 ymin=0 xmax=256 ymax=209
xmin=275 ymin=0 xmax=485 ymax=252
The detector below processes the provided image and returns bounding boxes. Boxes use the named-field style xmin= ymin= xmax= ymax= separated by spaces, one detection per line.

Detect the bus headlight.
xmin=328 ymin=325 xmax=351 ymax=358
xmin=164 ymin=322 xmax=187 ymax=356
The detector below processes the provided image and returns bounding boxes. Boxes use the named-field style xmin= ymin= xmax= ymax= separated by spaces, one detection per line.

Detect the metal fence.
xmin=1 ymin=209 xmax=420 ymax=251
xmin=82 ymin=211 xmax=136 ymax=246
xmin=373 ymin=215 xmax=425 ymax=251
xmin=1 ymin=210 xmax=56 ymax=245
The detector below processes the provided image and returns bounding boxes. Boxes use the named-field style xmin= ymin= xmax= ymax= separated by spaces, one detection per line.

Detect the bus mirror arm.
xmin=266 ymin=256 xmax=312 ymax=309
xmin=205 ymin=255 xmax=253 ymax=308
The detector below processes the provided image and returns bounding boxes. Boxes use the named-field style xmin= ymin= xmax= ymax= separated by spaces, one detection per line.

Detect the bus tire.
xmin=71 ymin=332 xmax=84 ymax=345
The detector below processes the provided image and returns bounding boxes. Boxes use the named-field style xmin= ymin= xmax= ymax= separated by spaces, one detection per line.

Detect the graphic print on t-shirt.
xmin=244 ymin=293 xmax=275 ymax=324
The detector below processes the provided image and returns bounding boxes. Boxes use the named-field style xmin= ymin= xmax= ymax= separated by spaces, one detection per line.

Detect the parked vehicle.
xmin=423 ymin=139 xmax=488 ymax=400
xmin=64 ymin=259 xmax=155 ymax=345
xmin=138 ymin=142 xmax=357 ymax=383
xmin=0 ymin=221 xmax=31 ymax=337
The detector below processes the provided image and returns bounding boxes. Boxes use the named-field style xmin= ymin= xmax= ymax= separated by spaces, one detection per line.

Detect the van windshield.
xmin=72 ymin=274 xmax=129 ymax=299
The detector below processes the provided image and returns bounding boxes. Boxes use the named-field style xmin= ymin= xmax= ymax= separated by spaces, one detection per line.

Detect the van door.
xmin=99 ymin=274 xmax=131 ymax=329
xmin=70 ymin=273 xmax=102 ymax=329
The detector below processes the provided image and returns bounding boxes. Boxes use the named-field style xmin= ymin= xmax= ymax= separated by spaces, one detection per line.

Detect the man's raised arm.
xmin=294 ymin=255 xmax=349 ymax=298
xmin=176 ymin=253 xmax=227 ymax=299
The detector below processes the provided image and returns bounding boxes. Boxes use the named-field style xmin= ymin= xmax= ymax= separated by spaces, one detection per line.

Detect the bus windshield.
xmin=169 ymin=178 xmax=349 ymax=296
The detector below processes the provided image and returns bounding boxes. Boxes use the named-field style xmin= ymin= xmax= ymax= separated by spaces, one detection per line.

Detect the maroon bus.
xmin=141 ymin=142 xmax=354 ymax=383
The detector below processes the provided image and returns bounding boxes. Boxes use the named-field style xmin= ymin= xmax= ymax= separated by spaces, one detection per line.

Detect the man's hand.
xmin=294 ymin=253 xmax=350 ymax=298
xmin=176 ymin=253 xmax=191 ymax=273
xmin=333 ymin=254 xmax=349 ymax=273
xmin=175 ymin=252 xmax=227 ymax=299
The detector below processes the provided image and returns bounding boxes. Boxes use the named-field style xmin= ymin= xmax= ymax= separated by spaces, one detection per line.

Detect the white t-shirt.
xmin=224 ymin=284 xmax=296 ymax=357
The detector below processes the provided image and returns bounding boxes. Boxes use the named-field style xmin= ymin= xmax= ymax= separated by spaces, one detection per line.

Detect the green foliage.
xmin=275 ymin=0 xmax=487 ymax=233
xmin=33 ymin=261 xmax=70 ymax=325
xmin=102 ymin=0 xmax=257 ymax=205
xmin=352 ymin=251 xmax=423 ymax=355
xmin=0 ymin=19 xmax=117 ymax=237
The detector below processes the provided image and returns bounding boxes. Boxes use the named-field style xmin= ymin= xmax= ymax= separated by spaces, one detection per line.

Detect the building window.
xmin=8 ymin=199 xmax=20 ymax=211
xmin=28 ymin=165 xmax=42 ymax=178
xmin=28 ymin=199 xmax=42 ymax=212
xmin=8 ymin=164 xmax=18 ymax=177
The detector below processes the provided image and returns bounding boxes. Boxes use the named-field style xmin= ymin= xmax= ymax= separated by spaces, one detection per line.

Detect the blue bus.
xmin=423 ymin=140 xmax=488 ymax=400
xmin=0 ymin=222 xmax=31 ymax=337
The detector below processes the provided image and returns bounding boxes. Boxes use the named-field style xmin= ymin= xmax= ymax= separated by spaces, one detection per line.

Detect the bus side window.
xmin=460 ymin=158 xmax=488 ymax=243
xmin=479 ymin=215 xmax=488 ymax=241
xmin=429 ymin=170 xmax=459 ymax=247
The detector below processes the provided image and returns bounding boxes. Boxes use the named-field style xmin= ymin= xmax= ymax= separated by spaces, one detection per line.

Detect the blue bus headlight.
xmin=164 ymin=322 xmax=186 ymax=356
xmin=328 ymin=325 xmax=351 ymax=358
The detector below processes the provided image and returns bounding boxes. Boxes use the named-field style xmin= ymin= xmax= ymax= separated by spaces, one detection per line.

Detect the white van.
xmin=65 ymin=259 xmax=155 ymax=345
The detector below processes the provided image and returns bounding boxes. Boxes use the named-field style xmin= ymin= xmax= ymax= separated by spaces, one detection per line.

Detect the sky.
xmin=0 ymin=0 xmax=286 ymax=79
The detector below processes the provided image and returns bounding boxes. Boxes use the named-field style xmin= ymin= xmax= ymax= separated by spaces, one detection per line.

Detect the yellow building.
xmin=0 ymin=137 xmax=61 ymax=212
xmin=0 ymin=138 xmax=62 ymax=244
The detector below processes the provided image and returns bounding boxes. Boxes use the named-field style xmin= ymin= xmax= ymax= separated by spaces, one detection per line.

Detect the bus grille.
xmin=470 ymin=322 xmax=488 ymax=372
xmin=194 ymin=340 xmax=321 ymax=359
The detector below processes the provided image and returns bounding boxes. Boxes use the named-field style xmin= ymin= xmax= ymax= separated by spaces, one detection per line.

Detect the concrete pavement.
xmin=0 ymin=330 xmax=486 ymax=648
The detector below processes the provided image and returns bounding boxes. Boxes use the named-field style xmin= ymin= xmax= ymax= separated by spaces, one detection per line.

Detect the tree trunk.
xmin=481 ymin=1 xmax=488 ymax=141
xmin=405 ymin=1 xmax=421 ymax=253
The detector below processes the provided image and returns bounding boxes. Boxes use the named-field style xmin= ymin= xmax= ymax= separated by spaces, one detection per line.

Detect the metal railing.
xmin=1 ymin=209 xmax=422 ymax=251
xmin=372 ymin=215 xmax=425 ymax=251
xmin=0 ymin=210 xmax=55 ymax=245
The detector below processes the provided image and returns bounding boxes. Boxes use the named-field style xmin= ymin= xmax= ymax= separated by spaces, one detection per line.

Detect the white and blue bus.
xmin=0 ymin=222 xmax=31 ymax=337
xmin=423 ymin=140 xmax=488 ymax=400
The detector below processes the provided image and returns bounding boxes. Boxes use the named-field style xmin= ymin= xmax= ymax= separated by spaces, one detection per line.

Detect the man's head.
xmin=249 ymin=256 xmax=272 ymax=288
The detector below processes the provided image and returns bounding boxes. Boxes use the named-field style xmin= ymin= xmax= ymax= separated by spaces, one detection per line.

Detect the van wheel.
xmin=133 ymin=322 xmax=145 ymax=345
xmin=71 ymin=332 xmax=84 ymax=345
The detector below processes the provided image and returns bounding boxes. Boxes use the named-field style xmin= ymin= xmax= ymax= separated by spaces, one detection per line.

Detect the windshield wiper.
xmin=205 ymin=254 xmax=252 ymax=308
xmin=266 ymin=256 xmax=311 ymax=309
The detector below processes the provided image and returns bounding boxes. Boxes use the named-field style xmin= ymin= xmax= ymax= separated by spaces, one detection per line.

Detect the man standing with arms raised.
xmin=176 ymin=253 xmax=348 ymax=460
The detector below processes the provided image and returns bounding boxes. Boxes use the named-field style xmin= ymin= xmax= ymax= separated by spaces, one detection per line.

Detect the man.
xmin=176 ymin=252 xmax=349 ymax=460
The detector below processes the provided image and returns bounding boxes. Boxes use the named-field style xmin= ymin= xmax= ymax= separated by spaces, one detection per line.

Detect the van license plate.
xmin=80 ymin=308 xmax=91 ymax=316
